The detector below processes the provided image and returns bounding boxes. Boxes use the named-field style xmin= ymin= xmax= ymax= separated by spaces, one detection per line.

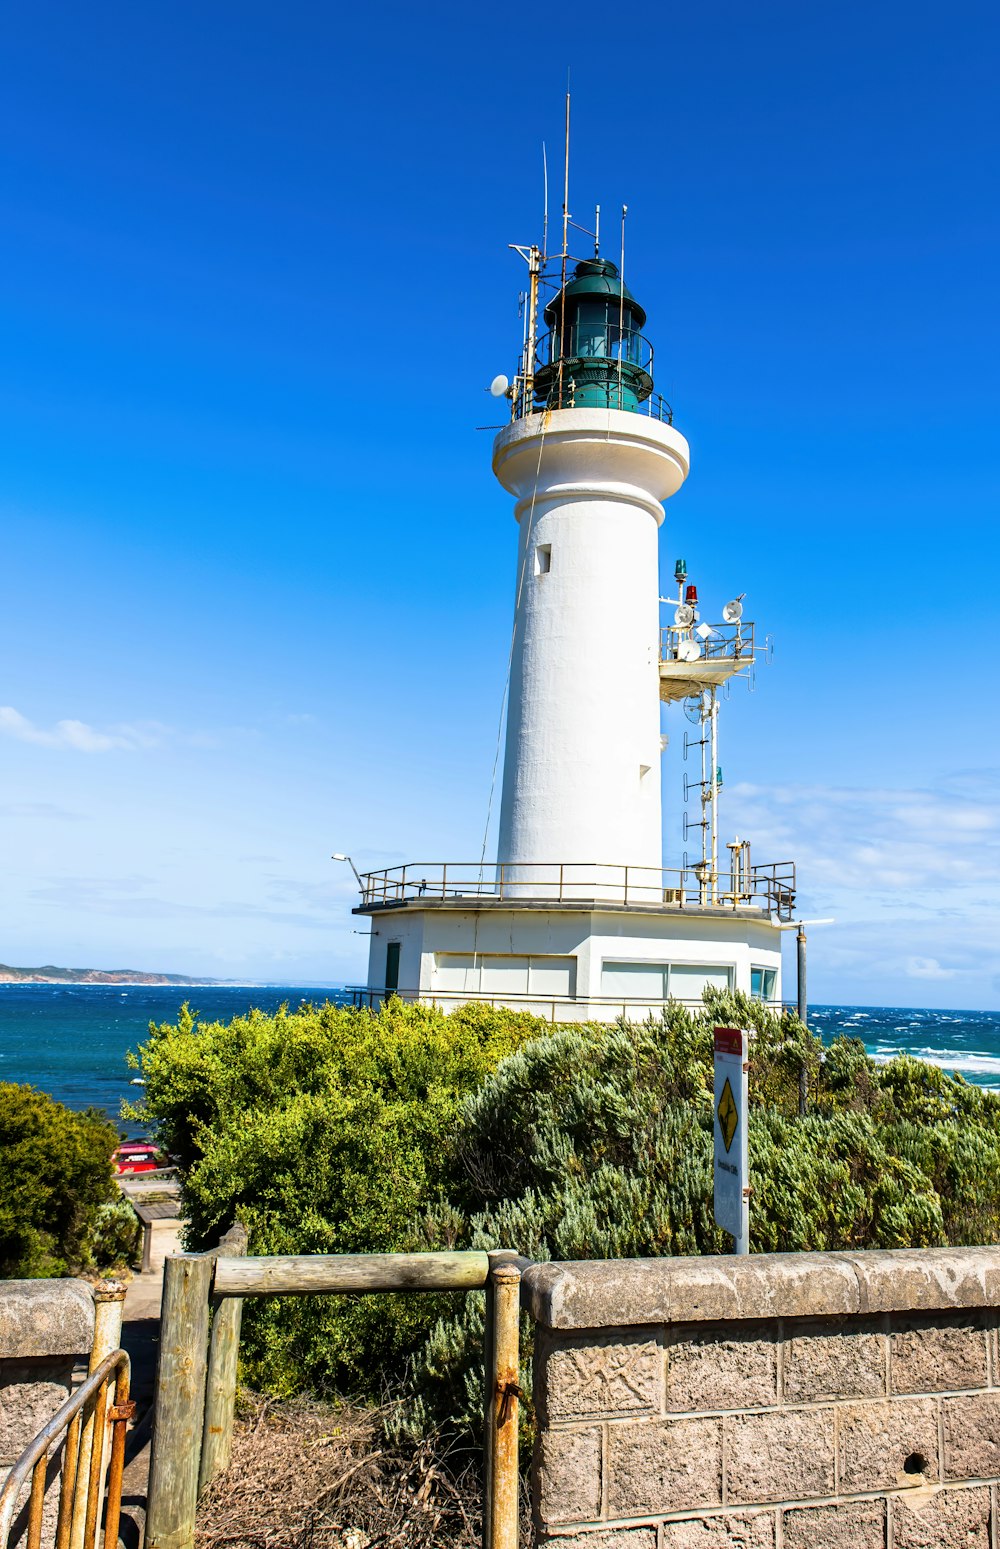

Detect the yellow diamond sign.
xmin=718 ymin=1077 xmax=738 ymax=1153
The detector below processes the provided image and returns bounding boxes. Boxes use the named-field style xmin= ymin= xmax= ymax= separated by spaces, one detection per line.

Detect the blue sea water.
xmin=1 ymin=987 xmax=1000 ymax=1133
xmin=0 ymin=984 xmax=349 ymax=1134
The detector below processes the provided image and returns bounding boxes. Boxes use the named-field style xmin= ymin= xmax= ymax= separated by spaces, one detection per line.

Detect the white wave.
xmin=871 ymin=1048 xmax=1000 ymax=1076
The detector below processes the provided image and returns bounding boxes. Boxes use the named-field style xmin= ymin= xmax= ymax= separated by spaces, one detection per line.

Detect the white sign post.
xmin=713 ymin=1026 xmax=749 ymax=1254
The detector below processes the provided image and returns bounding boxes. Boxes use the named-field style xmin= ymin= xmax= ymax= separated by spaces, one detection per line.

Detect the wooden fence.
xmin=145 ymin=1239 xmax=525 ymax=1549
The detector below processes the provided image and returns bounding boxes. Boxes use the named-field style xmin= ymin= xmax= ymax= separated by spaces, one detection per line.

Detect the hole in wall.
xmin=535 ymin=544 xmax=551 ymax=576
xmin=903 ymin=1452 xmax=929 ymax=1476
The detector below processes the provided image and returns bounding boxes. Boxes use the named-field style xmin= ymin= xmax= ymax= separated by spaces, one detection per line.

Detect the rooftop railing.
xmin=345 ymin=985 xmax=784 ymax=1021
xmin=357 ymin=860 xmax=796 ymax=920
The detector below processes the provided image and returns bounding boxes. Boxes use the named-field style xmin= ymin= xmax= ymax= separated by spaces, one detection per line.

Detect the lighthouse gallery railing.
xmin=357 ymin=860 xmax=796 ymax=920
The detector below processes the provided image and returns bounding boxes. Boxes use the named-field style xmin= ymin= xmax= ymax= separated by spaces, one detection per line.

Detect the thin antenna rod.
xmin=541 ymin=143 xmax=549 ymax=260
xmin=558 ymin=89 xmax=570 ymax=409
xmin=617 ymin=204 xmax=627 ymax=409
xmin=594 ymin=203 xmax=600 ymax=257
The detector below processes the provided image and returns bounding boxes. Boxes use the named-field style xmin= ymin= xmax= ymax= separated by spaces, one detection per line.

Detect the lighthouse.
xmin=494 ymin=257 xmax=688 ymax=888
xmin=351 ymin=213 xmax=796 ymax=1017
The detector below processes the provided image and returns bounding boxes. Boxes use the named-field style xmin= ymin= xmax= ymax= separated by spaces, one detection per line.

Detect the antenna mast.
xmin=617 ymin=204 xmax=627 ymax=410
xmin=557 ymin=89 xmax=570 ymax=409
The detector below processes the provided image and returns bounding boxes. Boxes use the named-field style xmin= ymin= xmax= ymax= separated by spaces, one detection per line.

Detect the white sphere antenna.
xmin=489 ymin=374 xmax=511 ymax=398
xmin=677 ymin=639 xmax=702 ymax=662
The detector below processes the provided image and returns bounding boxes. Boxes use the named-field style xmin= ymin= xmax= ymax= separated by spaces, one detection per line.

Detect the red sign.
xmin=714 ymin=1027 xmax=744 ymax=1058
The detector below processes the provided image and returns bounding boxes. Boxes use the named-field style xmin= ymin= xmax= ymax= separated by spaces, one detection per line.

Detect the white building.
xmin=353 ymin=243 xmax=795 ymax=1019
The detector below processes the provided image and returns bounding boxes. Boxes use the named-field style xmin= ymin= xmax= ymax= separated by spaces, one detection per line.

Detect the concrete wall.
xmin=524 ymin=1249 xmax=1000 ymax=1548
xmin=366 ymin=904 xmax=781 ymax=1014
xmin=0 ymin=1280 xmax=96 ymax=1542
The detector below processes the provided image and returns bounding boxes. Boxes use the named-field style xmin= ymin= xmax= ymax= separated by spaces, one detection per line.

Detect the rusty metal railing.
xmin=343 ymin=985 xmax=785 ymax=1020
xmin=356 ymin=859 xmax=796 ymax=920
xmin=0 ymin=1350 xmax=134 ymax=1549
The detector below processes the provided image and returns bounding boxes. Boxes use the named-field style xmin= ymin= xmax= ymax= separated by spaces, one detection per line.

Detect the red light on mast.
xmin=685 ymin=584 xmax=698 ymax=606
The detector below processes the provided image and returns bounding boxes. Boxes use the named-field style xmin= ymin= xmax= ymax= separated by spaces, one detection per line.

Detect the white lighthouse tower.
xmin=352 ymin=217 xmax=795 ymax=1017
xmin=495 ymin=392 xmax=688 ymax=885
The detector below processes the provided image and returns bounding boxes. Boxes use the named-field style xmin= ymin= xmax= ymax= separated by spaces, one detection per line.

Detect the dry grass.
xmin=195 ymin=1395 xmax=531 ymax=1549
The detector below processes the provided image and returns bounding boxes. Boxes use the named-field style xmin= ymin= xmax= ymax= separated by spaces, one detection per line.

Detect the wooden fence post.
xmin=483 ymin=1250 xmax=521 ymax=1549
xmin=198 ymin=1224 xmax=249 ymax=1496
xmin=488 ymin=1261 xmax=521 ymax=1549
xmin=146 ymin=1255 xmax=214 ymax=1549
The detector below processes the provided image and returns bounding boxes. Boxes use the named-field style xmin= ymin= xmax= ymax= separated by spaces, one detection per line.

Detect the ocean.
xmin=0 ymin=984 xmax=350 ymax=1135
xmin=1 ymin=986 xmax=999 ymax=1134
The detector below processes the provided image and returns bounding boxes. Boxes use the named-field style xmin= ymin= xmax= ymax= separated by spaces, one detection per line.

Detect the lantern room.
xmin=533 ymin=257 xmax=654 ymax=413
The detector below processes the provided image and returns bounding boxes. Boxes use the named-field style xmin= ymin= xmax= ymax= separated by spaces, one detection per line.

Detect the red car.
xmin=113 ymin=1141 xmax=163 ymax=1175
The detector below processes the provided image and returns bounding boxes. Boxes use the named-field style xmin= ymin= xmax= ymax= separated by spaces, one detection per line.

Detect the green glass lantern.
xmin=533 ymin=258 xmax=654 ymax=413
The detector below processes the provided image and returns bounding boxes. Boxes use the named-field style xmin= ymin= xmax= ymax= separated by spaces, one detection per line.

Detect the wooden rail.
xmin=146 ymin=1245 xmax=522 ymax=1549
xmin=212 ymin=1249 xmax=490 ymax=1297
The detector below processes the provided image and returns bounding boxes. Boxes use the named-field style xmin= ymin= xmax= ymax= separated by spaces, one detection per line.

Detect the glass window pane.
xmin=669 ymin=964 xmax=733 ymax=1001
xmin=529 ymin=956 xmax=576 ymax=996
xmin=751 ymin=966 xmax=777 ymax=1001
xmin=601 ymin=961 xmax=667 ymax=1000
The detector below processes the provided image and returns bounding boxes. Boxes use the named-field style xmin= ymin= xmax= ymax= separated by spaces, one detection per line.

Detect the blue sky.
xmin=1 ymin=1 xmax=998 ymax=1004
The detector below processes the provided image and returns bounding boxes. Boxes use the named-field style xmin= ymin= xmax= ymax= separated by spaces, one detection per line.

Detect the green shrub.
xmin=92 ymin=1195 xmax=143 ymax=1271
xmin=131 ymin=991 xmax=1000 ymax=1435
xmin=126 ymin=997 xmax=546 ymax=1393
xmin=0 ymin=1084 xmax=118 ymax=1278
xmin=406 ymin=993 xmax=1000 ymax=1433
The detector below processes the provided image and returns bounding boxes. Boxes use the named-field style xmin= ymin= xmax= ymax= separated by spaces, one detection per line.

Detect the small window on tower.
xmin=535 ymin=544 xmax=552 ymax=576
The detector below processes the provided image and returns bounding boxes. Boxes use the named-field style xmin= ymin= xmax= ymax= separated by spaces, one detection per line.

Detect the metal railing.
xmin=660 ymin=619 xmax=758 ymax=666
xmin=0 ymin=1350 xmax=134 ymax=1549
xmin=357 ymin=860 xmax=796 ymax=919
xmin=345 ymin=985 xmax=785 ymax=1020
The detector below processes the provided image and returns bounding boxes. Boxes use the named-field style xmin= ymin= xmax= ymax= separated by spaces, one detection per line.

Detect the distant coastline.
xmin=0 ymin=963 xmax=226 ymax=986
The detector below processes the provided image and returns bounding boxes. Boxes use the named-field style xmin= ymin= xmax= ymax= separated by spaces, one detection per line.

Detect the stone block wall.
xmin=0 ymin=1280 xmax=95 ymax=1542
xmin=524 ymin=1248 xmax=1000 ymax=1549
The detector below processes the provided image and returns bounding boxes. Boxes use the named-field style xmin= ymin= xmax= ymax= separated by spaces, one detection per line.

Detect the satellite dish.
xmin=674 ymin=604 xmax=695 ymax=627
xmin=722 ymin=596 xmax=744 ymax=624
xmin=489 ymin=374 xmax=510 ymax=398
xmin=678 ymin=639 xmax=702 ymax=662
xmin=684 ymin=697 xmax=703 ymax=723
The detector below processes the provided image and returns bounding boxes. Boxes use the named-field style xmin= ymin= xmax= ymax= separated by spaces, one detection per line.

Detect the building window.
xmin=535 ymin=544 xmax=552 ymax=576
xmin=601 ymin=960 xmax=734 ymax=1005
xmin=751 ymin=966 xmax=777 ymax=1002
xmin=433 ymin=953 xmax=575 ymax=1000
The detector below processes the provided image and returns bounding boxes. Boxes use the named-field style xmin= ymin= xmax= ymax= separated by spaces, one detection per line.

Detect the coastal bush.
xmin=92 ymin=1195 xmax=143 ymax=1270
xmin=405 ymin=993 xmax=1000 ymax=1432
xmin=131 ymin=991 xmax=1000 ymax=1429
xmin=0 ymin=1083 xmax=119 ymax=1277
xmin=125 ymin=997 xmax=546 ymax=1393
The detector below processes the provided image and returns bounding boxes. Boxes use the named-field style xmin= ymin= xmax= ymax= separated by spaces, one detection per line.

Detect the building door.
xmin=385 ymin=941 xmax=401 ymax=997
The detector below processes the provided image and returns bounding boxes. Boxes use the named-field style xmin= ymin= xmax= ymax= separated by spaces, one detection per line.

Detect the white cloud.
xmin=905 ymin=956 xmax=957 ymax=981
xmin=0 ymin=706 xmax=171 ymax=753
xmin=714 ymin=774 xmax=1000 ymax=1003
xmin=725 ymin=777 xmax=1000 ymax=896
